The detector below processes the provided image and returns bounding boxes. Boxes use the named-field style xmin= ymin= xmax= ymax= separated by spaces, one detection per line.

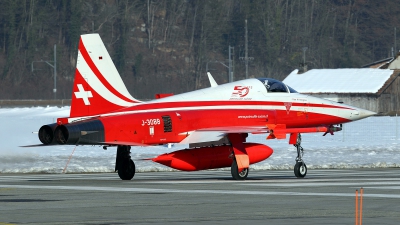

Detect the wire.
xmin=62 ymin=145 xmax=77 ymax=173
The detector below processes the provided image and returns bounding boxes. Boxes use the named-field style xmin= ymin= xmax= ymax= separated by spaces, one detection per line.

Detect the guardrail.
xmin=0 ymin=99 xmax=72 ymax=108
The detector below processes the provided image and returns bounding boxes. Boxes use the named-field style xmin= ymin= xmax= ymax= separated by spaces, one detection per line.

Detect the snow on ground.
xmin=0 ymin=107 xmax=399 ymax=174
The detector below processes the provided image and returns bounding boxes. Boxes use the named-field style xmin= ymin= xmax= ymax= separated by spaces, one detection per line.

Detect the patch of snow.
xmin=1 ymin=107 xmax=400 ymax=174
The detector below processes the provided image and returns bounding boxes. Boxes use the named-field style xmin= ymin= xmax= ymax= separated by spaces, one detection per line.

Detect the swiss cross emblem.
xmin=284 ymin=102 xmax=292 ymax=114
xmin=74 ymin=84 xmax=93 ymax=105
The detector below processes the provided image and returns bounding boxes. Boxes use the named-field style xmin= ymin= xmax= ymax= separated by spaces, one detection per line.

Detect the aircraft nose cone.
xmin=353 ymin=108 xmax=376 ymax=120
xmin=359 ymin=108 xmax=376 ymax=118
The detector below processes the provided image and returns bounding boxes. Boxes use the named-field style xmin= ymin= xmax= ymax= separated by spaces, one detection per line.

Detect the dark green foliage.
xmin=65 ymin=0 xmax=82 ymax=55
xmin=2 ymin=0 xmax=17 ymax=78
xmin=0 ymin=0 xmax=399 ymax=99
xmin=132 ymin=53 xmax=142 ymax=77
xmin=114 ymin=0 xmax=129 ymax=75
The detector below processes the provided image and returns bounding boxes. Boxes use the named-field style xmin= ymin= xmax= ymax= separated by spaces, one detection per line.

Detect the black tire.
xmin=231 ymin=161 xmax=249 ymax=180
xmin=294 ymin=161 xmax=307 ymax=178
xmin=118 ymin=159 xmax=136 ymax=180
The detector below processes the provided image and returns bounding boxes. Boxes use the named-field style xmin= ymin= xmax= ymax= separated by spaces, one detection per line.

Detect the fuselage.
xmin=35 ymin=33 xmax=378 ymax=180
xmin=54 ymin=78 xmax=375 ymax=146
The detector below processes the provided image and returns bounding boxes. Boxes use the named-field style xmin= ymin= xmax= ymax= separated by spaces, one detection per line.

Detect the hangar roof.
xmin=283 ymin=68 xmax=395 ymax=94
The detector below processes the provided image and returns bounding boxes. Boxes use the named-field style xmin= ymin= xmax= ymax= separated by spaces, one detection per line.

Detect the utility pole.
xmin=232 ymin=46 xmax=234 ymax=82
xmin=395 ymin=27 xmax=397 ymax=54
xmin=228 ymin=46 xmax=234 ymax=82
xmin=31 ymin=44 xmax=57 ymax=99
xmin=245 ymin=19 xmax=248 ymax=79
xmin=53 ymin=44 xmax=57 ymax=99
xmin=240 ymin=19 xmax=254 ymax=79
xmin=207 ymin=45 xmax=235 ymax=83
xmin=302 ymin=47 xmax=308 ymax=65
xmin=147 ymin=0 xmax=151 ymax=49
xmin=302 ymin=47 xmax=308 ymax=72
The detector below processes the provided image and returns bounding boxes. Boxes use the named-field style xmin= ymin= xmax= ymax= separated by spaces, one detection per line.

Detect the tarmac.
xmin=0 ymin=168 xmax=399 ymax=225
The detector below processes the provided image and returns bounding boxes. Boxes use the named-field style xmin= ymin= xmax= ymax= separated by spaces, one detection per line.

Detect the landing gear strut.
xmin=294 ymin=134 xmax=307 ymax=178
xmin=228 ymin=133 xmax=250 ymax=180
xmin=115 ymin=145 xmax=135 ymax=180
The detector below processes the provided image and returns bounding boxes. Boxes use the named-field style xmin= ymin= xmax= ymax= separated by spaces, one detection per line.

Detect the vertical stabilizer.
xmin=70 ymin=34 xmax=140 ymax=117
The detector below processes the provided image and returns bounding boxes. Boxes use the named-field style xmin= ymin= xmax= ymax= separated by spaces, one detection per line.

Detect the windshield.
xmin=257 ymin=78 xmax=297 ymax=93
xmin=258 ymin=78 xmax=287 ymax=92
xmin=287 ymin=85 xmax=298 ymax=93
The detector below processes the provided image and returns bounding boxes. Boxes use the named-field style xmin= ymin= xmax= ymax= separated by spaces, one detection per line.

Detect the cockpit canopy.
xmin=257 ymin=78 xmax=298 ymax=93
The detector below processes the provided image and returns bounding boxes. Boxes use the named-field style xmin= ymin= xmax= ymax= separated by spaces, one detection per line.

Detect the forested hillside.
xmin=1 ymin=0 xmax=400 ymax=99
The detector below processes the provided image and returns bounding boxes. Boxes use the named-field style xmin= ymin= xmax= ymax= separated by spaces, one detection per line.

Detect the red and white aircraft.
xmin=37 ymin=34 xmax=375 ymax=180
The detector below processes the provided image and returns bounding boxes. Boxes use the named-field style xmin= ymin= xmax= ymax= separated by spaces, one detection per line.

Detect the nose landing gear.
xmin=294 ymin=134 xmax=307 ymax=178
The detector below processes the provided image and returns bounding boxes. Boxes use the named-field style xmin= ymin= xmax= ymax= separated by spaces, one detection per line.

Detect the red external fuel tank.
xmin=151 ymin=143 xmax=273 ymax=171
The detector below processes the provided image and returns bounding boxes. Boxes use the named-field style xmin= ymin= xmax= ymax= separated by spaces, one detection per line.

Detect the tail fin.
xmin=70 ymin=33 xmax=140 ymax=117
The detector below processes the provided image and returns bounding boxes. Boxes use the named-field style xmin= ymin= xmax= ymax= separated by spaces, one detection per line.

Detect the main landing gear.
xmin=115 ymin=145 xmax=136 ymax=180
xmin=228 ymin=133 xmax=250 ymax=180
xmin=294 ymin=134 xmax=307 ymax=178
xmin=231 ymin=160 xmax=249 ymax=180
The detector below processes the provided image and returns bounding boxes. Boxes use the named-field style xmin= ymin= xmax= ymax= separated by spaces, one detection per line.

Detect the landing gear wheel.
xmin=294 ymin=161 xmax=307 ymax=178
xmin=293 ymin=133 xmax=307 ymax=178
xmin=118 ymin=159 xmax=136 ymax=180
xmin=231 ymin=161 xmax=249 ymax=180
xmin=115 ymin=145 xmax=135 ymax=180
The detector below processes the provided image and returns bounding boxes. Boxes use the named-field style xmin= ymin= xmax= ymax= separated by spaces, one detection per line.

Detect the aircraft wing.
xmin=179 ymin=126 xmax=269 ymax=144
xmin=198 ymin=126 xmax=270 ymax=133
xmin=179 ymin=124 xmax=343 ymax=144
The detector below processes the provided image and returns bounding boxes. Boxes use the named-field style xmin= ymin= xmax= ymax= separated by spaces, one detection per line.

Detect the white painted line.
xmin=238 ymin=181 xmax=400 ymax=187
xmin=361 ymin=186 xmax=400 ymax=190
xmin=1 ymin=184 xmax=400 ymax=199
xmin=139 ymin=178 xmax=400 ymax=184
xmin=1 ymin=173 xmax=399 ymax=184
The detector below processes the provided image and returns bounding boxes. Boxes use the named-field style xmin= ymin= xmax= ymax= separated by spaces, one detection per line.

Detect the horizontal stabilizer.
xmin=98 ymin=141 xmax=149 ymax=147
xmin=20 ymin=144 xmax=57 ymax=148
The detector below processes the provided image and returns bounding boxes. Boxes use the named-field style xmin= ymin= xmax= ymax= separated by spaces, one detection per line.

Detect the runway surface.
xmin=0 ymin=168 xmax=399 ymax=225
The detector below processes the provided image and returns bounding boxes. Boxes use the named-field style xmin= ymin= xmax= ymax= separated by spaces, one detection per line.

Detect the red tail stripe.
xmin=78 ymin=38 xmax=136 ymax=104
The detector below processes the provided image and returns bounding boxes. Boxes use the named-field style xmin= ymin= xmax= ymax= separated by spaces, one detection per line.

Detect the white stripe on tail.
xmin=70 ymin=34 xmax=140 ymax=117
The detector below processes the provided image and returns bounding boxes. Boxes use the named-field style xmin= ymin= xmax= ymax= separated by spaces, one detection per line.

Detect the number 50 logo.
xmin=232 ymin=86 xmax=250 ymax=97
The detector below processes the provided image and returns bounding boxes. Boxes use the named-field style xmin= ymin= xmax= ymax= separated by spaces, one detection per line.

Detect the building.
xmin=283 ymin=67 xmax=400 ymax=115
